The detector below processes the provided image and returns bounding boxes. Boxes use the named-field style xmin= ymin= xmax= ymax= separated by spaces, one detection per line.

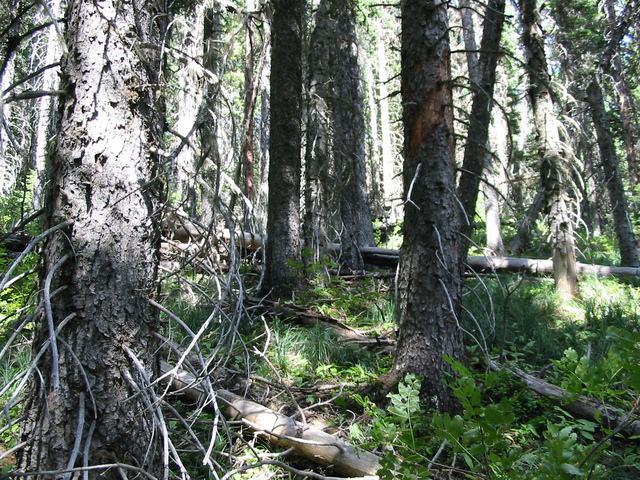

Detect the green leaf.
xmin=560 ymin=463 xmax=583 ymax=476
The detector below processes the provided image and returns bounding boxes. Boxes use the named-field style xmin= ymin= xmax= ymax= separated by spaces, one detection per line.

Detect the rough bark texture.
xmin=305 ymin=0 xmax=374 ymax=271
xmin=457 ymin=0 xmax=506 ymax=256
xmin=520 ymin=0 xmax=578 ymax=296
xmin=586 ymin=79 xmax=639 ymax=267
xmin=389 ymin=0 xmax=465 ymax=414
xmin=18 ymin=0 xmax=165 ymax=477
xmin=263 ymin=0 xmax=304 ymax=298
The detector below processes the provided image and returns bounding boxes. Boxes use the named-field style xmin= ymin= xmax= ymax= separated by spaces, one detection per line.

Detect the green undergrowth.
xmin=253 ymin=318 xmax=381 ymax=383
xmin=159 ymin=269 xmax=640 ymax=478
xmin=354 ymin=357 xmax=639 ymax=479
xmin=298 ymin=274 xmax=395 ymax=332
xmin=463 ymin=274 xmax=640 ymax=368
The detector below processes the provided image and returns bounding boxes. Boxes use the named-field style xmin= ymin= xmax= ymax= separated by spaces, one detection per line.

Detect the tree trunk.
xmin=304 ymin=0 xmax=373 ymax=271
xmin=331 ymin=0 xmax=374 ymax=269
xmin=483 ymin=175 xmax=506 ymax=255
xmin=197 ymin=4 xmax=224 ymax=226
xmin=489 ymin=360 xmax=640 ymax=438
xmin=263 ymin=0 xmax=304 ymax=299
xmin=375 ymin=15 xmax=399 ymax=224
xmin=173 ymin=5 xmax=206 ymax=218
xmin=0 ymin=5 xmax=19 ymax=198
xmin=457 ymin=0 xmax=506 ymax=256
xmin=520 ymin=0 xmax=578 ymax=296
xmin=327 ymin=244 xmax=640 ymax=280
xmin=459 ymin=0 xmax=480 ymax=85
xmin=241 ymin=5 xmax=257 ymax=208
xmin=18 ymin=1 xmax=166 ymax=477
xmin=32 ymin=0 xmax=64 ymax=210
xmin=304 ymin=3 xmax=333 ymax=267
xmin=586 ymin=79 xmax=639 ymax=267
xmin=388 ymin=0 xmax=465 ymax=414
xmin=603 ymin=0 xmax=639 ymax=191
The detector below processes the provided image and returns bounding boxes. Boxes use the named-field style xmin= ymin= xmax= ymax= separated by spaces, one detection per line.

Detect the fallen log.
xmin=161 ymin=362 xmax=381 ymax=478
xmin=466 ymin=255 xmax=640 ymax=279
xmin=326 ymin=244 xmax=640 ymax=280
xmin=489 ymin=360 xmax=640 ymax=438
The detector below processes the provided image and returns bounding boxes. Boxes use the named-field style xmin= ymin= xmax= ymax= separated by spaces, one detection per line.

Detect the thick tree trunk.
xmin=18 ymin=1 xmax=166 ymax=477
xmin=388 ymin=0 xmax=465 ymax=414
xmin=263 ymin=0 xmax=304 ymax=298
xmin=304 ymin=0 xmax=373 ymax=271
xmin=332 ymin=0 xmax=375 ymax=269
xmin=586 ymin=80 xmax=639 ymax=267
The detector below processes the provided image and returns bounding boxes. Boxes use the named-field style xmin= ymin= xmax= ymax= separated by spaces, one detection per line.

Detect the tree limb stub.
xmin=160 ymin=362 xmax=381 ymax=478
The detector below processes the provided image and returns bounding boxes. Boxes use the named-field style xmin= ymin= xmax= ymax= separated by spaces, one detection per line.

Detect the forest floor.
xmin=159 ymin=264 xmax=640 ymax=480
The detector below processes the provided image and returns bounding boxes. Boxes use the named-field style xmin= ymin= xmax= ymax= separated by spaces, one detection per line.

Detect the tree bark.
xmin=388 ymin=0 xmax=465 ymax=414
xmin=197 ymin=4 xmax=224 ymax=226
xmin=602 ymin=0 xmax=639 ymax=191
xmin=586 ymin=79 xmax=639 ymax=267
xmin=241 ymin=5 xmax=257 ymax=207
xmin=32 ymin=0 xmax=64 ymax=209
xmin=326 ymin=244 xmax=640 ymax=279
xmin=18 ymin=1 xmax=166 ymax=477
xmin=263 ymin=0 xmax=304 ymax=299
xmin=305 ymin=0 xmax=373 ymax=271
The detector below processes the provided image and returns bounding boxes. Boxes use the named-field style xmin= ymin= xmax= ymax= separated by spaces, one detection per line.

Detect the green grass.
xmin=254 ymin=319 xmax=379 ymax=383
xmin=462 ymin=274 xmax=640 ymax=368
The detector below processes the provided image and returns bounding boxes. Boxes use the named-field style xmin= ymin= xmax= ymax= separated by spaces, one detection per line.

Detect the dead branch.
xmin=161 ymin=362 xmax=381 ymax=478
xmin=489 ymin=360 xmax=640 ymax=438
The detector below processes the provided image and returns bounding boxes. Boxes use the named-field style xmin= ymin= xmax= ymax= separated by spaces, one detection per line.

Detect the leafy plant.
xmin=353 ymin=374 xmax=433 ymax=480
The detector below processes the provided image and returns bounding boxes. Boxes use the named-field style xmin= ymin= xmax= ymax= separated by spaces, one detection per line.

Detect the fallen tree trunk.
xmin=162 ymin=228 xmax=640 ymax=280
xmin=327 ymin=244 xmax=640 ymax=279
xmin=466 ymin=255 xmax=640 ymax=279
xmin=161 ymin=362 xmax=381 ymax=478
xmin=489 ymin=360 xmax=640 ymax=438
